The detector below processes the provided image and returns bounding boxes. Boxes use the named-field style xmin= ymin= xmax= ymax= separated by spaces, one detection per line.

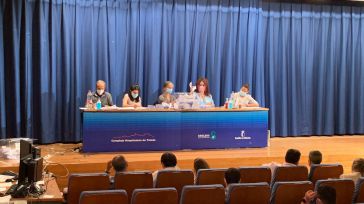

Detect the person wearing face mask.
xmin=158 ymin=81 xmax=176 ymax=105
xmin=193 ymin=78 xmax=215 ymax=107
xmin=122 ymin=84 xmax=142 ymax=108
xmin=233 ymin=84 xmax=259 ymax=108
xmin=90 ymin=80 xmax=113 ymax=107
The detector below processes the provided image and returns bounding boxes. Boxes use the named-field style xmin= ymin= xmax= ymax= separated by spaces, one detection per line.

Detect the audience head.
xmin=161 ymin=152 xmax=177 ymax=168
xmin=352 ymin=158 xmax=364 ymax=176
xmin=285 ymin=149 xmax=301 ymax=165
xmin=316 ymin=185 xmax=336 ymax=204
xmin=195 ymin=78 xmax=210 ymax=96
xmin=309 ymin=150 xmax=322 ymax=166
xmin=193 ymin=158 xmax=210 ymax=174
xmin=224 ymin=168 xmax=241 ymax=185
xmin=112 ymin=155 xmax=128 ymax=172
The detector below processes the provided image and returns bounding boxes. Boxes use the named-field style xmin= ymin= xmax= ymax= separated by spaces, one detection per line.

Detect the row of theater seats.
xmin=64 ymin=164 xmax=364 ymax=204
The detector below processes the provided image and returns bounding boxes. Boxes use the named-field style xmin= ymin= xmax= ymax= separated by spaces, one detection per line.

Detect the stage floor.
xmin=1 ymin=135 xmax=363 ymax=190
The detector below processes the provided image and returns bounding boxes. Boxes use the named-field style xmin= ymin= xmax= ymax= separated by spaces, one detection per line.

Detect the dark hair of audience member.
xmin=161 ymin=152 xmax=177 ymax=168
xmin=225 ymin=168 xmax=241 ymax=185
xmin=285 ymin=149 xmax=301 ymax=165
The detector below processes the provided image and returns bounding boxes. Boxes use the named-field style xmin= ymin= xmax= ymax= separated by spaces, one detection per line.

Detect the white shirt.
xmin=233 ymin=93 xmax=259 ymax=107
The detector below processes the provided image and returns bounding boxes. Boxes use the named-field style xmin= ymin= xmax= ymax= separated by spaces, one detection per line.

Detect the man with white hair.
xmin=91 ymin=80 xmax=113 ymax=107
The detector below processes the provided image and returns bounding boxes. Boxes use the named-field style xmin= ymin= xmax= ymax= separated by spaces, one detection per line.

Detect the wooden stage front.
xmin=1 ymin=135 xmax=363 ymax=190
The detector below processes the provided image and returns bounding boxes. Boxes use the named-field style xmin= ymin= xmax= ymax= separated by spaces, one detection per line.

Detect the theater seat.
xmin=271 ymin=166 xmax=308 ymax=186
xmin=226 ymin=182 xmax=270 ymax=204
xmin=353 ymin=177 xmax=364 ymax=203
xmin=315 ymin=179 xmax=354 ymax=204
xmin=239 ymin=166 xmax=271 ymax=184
xmin=270 ymin=181 xmax=313 ymax=204
xmin=179 ymin=184 xmax=225 ymax=204
xmin=79 ymin=190 xmax=128 ymax=204
xmin=154 ymin=170 xmax=194 ymax=199
xmin=114 ymin=171 xmax=153 ymax=203
xmin=65 ymin=173 xmax=110 ymax=204
xmin=131 ymin=188 xmax=178 ymax=204
xmin=196 ymin=168 xmax=227 ymax=187
xmin=308 ymin=164 xmax=343 ymax=185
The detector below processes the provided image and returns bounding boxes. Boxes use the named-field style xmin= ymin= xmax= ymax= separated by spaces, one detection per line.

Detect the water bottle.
xmin=228 ymin=92 xmax=234 ymax=109
xmin=86 ymin=90 xmax=93 ymax=108
xmin=225 ymin=98 xmax=229 ymax=109
xmin=96 ymin=99 xmax=102 ymax=110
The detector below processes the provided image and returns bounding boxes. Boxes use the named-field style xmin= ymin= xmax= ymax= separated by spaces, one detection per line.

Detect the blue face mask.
xmin=131 ymin=93 xmax=139 ymax=99
xmin=166 ymin=88 xmax=173 ymax=94
xmin=239 ymin=91 xmax=247 ymax=97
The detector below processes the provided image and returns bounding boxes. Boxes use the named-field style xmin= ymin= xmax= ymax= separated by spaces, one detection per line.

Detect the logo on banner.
xmin=111 ymin=133 xmax=156 ymax=143
xmin=197 ymin=131 xmax=217 ymax=140
xmin=235 ymin=130 xmax=251 ymax=140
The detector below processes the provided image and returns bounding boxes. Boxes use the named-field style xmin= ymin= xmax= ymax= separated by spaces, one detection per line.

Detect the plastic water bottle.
xmin=225 ymin=98 xmax=229 ymax=109
xmin=228 ymin=92 xmax=234 ymax=109
xmin=86 ymin=90 xmax=93 ymax=108
xmin=96 ymin=99 xmax=102 ymax=110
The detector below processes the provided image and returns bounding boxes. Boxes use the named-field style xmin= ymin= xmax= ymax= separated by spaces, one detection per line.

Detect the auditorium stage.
xmin=1 ymin=135 xmax=363 ymax=190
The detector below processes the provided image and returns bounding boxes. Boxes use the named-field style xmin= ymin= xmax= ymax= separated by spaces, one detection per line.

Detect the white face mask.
xmin=97 ymin=89 xmax=104 ymax=95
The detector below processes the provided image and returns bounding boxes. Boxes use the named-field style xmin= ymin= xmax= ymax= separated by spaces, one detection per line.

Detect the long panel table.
xmin=81 ymin=107 xmax=269 ymax=152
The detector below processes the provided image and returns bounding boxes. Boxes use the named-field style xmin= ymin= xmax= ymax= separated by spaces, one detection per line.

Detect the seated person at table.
xmin=233 ymin=84 xmax=259 ymax=108
xmin=152 ymin=152 xmax=180 ymax=181
xmin=192 ymin=78 xmax=214 ymax=107
xmin=158 ymin=81 xmax=176 ymax=104
xmin=122 ymin=84 xmax=142 ymax=108
xmin=90 ymin=80 xmax=113 ymax=107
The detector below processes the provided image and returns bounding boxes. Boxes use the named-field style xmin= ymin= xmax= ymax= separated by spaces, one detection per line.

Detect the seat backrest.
xmin=67 ymin=173 xmax=111 ymax=204
xmin=179 ymin=184 xmax=225 ymax=204
xmin=354 ymin=177 xmax=364 ymax=203
xmin=239 ymin=166 xmax=271 ymax=184
xmin=308 ymin=164 xmax=343 ymax=185
xmin=196 ymin=168 xmax=227 ymax=187
xmin=272 ymin=166 xmax=308 ymax=185
xmin=131 ymin=188 xmax=178 ymax=204
xmin=226 ymin=182 xmax=270 ymax=204
xmin=114 ymin=171 xmax=153 ymax=203
xmin=79 ymin=190 xmax=128 ymax=204
xmin=315 ymin=179 xmax=355 ymax=204
xmin=270 ymin=181 xmax=313 ymax=204
xmin=154 ymin=170 xmax=194 ymax=199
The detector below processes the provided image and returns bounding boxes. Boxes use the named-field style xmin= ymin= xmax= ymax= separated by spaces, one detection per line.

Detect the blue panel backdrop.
xmin=0 ymin=0 xmax=363 ymax=143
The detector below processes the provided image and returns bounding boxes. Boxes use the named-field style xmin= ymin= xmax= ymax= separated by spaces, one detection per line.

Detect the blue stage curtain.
xmin=0 ymin=0 xmax=363 ymax=143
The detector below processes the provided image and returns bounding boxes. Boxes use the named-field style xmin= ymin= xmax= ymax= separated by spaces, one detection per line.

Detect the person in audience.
xmin=301 ymin=185 xmax=336 ymax=204
xmin=309 ymin=150 xmax=322 ymax=167
xmin=233 ymin=84 xmax=259 ymax=108
xmin=105 ymin=155 xmax=128 ymax=186
xmin=192 ymin=78 xmax=214 ymax=107
xmin=105 ymin=155 xmax=128 ymax=175
xmin=158 ymin=81 xmax=176 ymax=105
xmin=263 ymin=148 xmax=301 ymax=174
xmin=152 ymin=152 xmax=180 ymax=181
xmin=340 ymin=158 xmax=364 ymax=184
xmin=122 ymin=84 xmax=142 ymax=108
xmin=90 ymin=80 xmax=113 ymax=107
xmin=193 ymin=158 xmax=210 ymax=183
xmin=224 ymin=168 xmax=241 ymax=194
